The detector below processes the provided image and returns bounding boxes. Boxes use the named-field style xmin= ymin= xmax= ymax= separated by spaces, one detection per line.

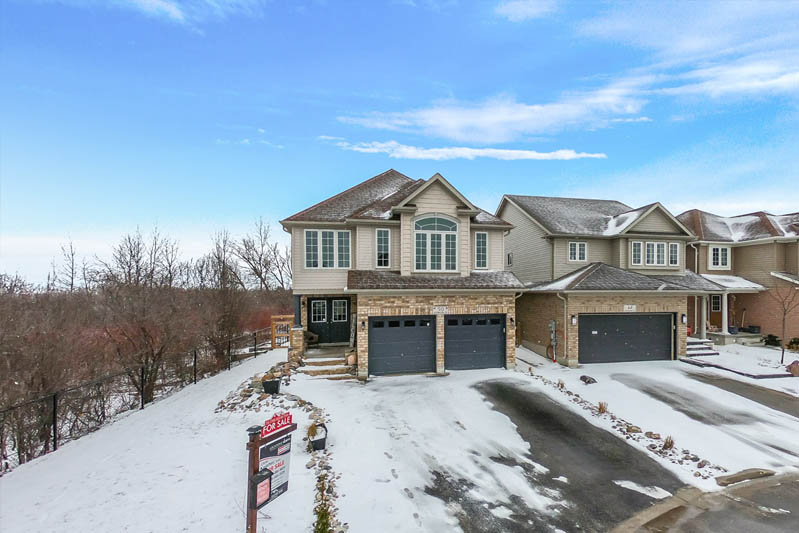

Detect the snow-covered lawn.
xmin=689 ymin=343 xmax=799 ymax=385
xmin=515 ymin=347 xmax=799 ymax=492
xmin=0 ymin=350 xmax=318 ymax=533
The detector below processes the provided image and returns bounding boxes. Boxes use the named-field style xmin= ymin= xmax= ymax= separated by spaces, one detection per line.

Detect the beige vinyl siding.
xmin=291 ymin=226 xmax=351 ymax=293
xmin=498 ymin=201 xmax=552 ymax=283
xmin=786 ymin=242 xmax=798 ymax=274
xmin=734 ymin=243 xmax=782 ymax=286
xmin=629 ymin=209 xmax=683 ymax=234
xmin=391 ymin=226 xmax=401 ymax=270
xmin=400 ymin=213 xmax=412 ymax=276
xmin=470 ymin=228 xmax=504 ymax=270
xmin=459 ymin=215 xmax=470 ymax=276
xmin=553 ymin=238 xmax=612 ymax=278
xmin=413 ymin=181 xmax=461 ymax=216
xmin=356 ymin=226 xmax=373 ymax=270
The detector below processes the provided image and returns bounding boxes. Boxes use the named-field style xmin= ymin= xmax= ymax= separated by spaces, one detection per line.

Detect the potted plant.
xmin=262 ymin=372 xmax=281 ymax=394
xmin=307 ymin=422 xmax=328 ymax=451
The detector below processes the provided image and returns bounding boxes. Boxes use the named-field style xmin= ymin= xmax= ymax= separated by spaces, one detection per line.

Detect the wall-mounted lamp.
xmin=571 ymin=315 xmax=577 ymax=326
xmin=681 ymin=314 xmax=687 ymax=325
xmin=360 ymin=320 xmax=366 ymax=330
xmin=509 ymin=316 xmax=515 ymax=326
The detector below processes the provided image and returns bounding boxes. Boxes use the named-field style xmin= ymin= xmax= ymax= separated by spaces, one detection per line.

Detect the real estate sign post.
xmin=245 ymin=413 xmax=297 ymax=532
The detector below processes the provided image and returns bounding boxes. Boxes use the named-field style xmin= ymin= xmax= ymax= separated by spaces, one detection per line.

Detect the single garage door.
xmin=445 ymin=314 xmax=506 ymax=370
xmin=578 ymin=313 xmax=673 ymax=364
xmin=368 ymin=316 xmax=436 ymax=375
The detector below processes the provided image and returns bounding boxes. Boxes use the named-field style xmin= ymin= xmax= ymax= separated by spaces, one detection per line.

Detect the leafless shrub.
xmin=598 ymin=401 xmax=608 ymax=414
xmin=663 ymin=436 xmax=675 ymax=450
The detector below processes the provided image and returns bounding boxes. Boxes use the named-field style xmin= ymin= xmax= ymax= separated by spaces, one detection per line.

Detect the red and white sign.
xmin=260 ymin=412 xmax=293 ymax=439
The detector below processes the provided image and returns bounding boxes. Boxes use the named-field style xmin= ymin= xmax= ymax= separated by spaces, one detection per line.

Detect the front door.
xmin=307 ymin=297 xmax=351 ymax=344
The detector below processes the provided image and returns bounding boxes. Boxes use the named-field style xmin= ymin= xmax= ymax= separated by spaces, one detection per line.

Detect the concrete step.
xmin=313 ymin=374 xmax=359 ymax=381
xmin=299 ymin=365 xmax=355 ymax=377
xmin=304 ymin=357 xmax=347 ymax=366
xmin=684 ymin=350 xmax=720 ymax=357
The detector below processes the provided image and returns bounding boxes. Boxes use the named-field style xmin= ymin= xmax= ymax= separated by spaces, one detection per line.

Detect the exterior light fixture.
xmin=571 ymin=315 xmax=577 ymax=326
xmin=681 ymin=314 xmax=688 ymax=324
xmin=360 ymin=320 xmax=366 ymax=330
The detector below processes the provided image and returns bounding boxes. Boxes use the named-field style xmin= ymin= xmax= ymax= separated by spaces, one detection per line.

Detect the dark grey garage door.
xmin=578 ymin=313 xmax=674 ymax=364
xmin=445 ymin=314 xmax=506 ymax=370
xmin=368 ymin=316 xmax=436 ymax=375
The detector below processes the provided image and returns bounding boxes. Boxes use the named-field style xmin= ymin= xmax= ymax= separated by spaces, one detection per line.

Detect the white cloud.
xmin=329 ymin=139 xmax=606 ymax=161
xmin=340 ymin=82 xmax=648 ymax=144
xmin=495 ymin=0 xmax=557 ymax=22
xmin=610 ymin=116 xmax=652 ymax=123
xmin=44 ymin=1 xmax=270 ymax=25
xmin=216 ymin=137 xmax=283 ymax=148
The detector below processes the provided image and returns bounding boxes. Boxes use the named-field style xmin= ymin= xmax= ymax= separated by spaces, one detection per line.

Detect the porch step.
xmin=304 ymin=358 xmax=347 ymax=366
xmin=299 ymin=365 xmax=356 ymax=377
xmin=686 ymin=342 xmax=720 ymax=356
xmin=312 ymin=374 xmax=359 ymax=381
xmin=684 ymin=350 xmax=720 ymax=357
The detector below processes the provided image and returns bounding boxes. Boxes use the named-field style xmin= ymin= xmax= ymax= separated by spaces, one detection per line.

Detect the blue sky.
xmin=2 ymin=0 xmax=798 ymax=281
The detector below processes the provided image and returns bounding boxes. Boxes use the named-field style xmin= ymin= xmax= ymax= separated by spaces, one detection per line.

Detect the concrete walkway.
xmin=612 ymin=473 xmax=799 ymax=532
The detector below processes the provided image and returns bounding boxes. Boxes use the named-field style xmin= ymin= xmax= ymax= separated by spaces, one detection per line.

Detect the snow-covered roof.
xmin=528 ymin=263 xmax=710 ymax=292
xmin=281 ymin=169 xmax=511 ymax=227
xmin=770 ymin=271 xmax=799 ymax=285
xmin=678 ymin=209 xmax=799 ymax=242
xmin=700 ymin=274 xmax=764 ymax=291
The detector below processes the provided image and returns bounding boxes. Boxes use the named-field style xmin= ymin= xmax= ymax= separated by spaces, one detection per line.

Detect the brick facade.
xmin=355 ymin=293 xmax=517 ymax=379
xmin=518 ymin=293 xmax=688 ymax=367
xmin=734 ymin=289 xmax=799 ymax=343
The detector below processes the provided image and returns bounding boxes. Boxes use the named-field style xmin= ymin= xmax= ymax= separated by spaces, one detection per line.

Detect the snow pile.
xmin=602 ymin=206 xmax=647 ymax=236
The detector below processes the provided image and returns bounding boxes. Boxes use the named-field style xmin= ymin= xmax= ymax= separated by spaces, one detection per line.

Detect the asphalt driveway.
xmin=457 ymin=380 xmax=686 ymax=532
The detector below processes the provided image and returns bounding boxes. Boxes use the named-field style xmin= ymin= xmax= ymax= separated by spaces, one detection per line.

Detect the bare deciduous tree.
xmin=234 ymin=219 xmax=292 ymax=290
xmin=765 ymin=278 xmax=799 ymax=364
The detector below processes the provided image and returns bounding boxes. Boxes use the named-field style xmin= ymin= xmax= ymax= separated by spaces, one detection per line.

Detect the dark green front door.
xmin=307 ymin=297 xmax=351 ymax=344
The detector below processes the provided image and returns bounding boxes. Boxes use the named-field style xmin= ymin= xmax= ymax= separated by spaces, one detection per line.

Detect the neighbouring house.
xmin=497 ymin=195 xmax=720 ymax=367
xmin=677 ymin=209 xmax=799 ymax=345
xmin=280 ymin=170 xmax=523 ymax=379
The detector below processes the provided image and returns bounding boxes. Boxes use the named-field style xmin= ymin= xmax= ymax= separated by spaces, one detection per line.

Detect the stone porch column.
xmin=721 ymin=292 xmax=729 ymax=335
xmin=700 ymin=295 xmax=707 ymax=339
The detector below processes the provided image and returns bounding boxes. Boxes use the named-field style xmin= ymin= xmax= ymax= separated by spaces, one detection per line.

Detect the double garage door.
xmin=368 ymin=314 xmax=506 ymax=375
xmin=578 ymin=313 xmax=674 ymax=364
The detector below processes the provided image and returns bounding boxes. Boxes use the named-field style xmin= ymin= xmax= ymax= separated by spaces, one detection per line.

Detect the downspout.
xmin=688 ymin=242 xmax=700 ymax=334
xmin=556 ymin=292 xmax=568 ymax=366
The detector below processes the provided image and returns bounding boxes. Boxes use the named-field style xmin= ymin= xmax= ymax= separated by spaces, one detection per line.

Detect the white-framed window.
xmin=711 ymin=294 xmax=722 ymax=312
xmin=413 ymin=215 xmax=458 ymax=272
xmin=332 ymin=300 xmax=348 ymax=322
xmin=475 ymin=232 xmax=488 ymax=269
xmin=304 ymin=229 xmax=351 ymax=269
xmin=568 ymin=241 xmax=587 ymax=262
xmin=645 ymin=242 xmax=655 ymax=265
xmin=376 ymin=228 xmax=390 ymax=268
xmin=669 ymin=242 xmax=679 ymax=266
xmin=631 ymin=241 xmax=643 ymax=266
xmin=656 ymin=242 xmax=666 ymax=266
xmin=709 ymin=245 xmax=730 ymax=270
xmin=311 ymin=300 xmax=326 ymax=323
xmin=506 ymin=252 xmax=513 ymax=267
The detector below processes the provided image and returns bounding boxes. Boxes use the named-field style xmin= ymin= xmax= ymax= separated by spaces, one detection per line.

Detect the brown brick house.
xmin=497 ymin=196 xmax=718 ymax=366
xmin=677 ymin=209 xmax=799 ymax=344
xmin=280 ymin=170 xmax=522 ymax=379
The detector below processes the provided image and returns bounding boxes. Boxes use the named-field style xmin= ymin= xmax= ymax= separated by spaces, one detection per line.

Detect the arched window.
xmin=414 ymin=215 xmax=458 ymax=271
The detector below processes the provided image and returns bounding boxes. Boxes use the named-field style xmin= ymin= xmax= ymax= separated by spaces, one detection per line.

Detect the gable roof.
xmin=528 ymin=262 xmax=716 ymax=292
xmin=394 ymin=173 xmax=478 ymax=211
xmin=619 ymin=203 xmax=695 ymax=236
xmin=281 ymin=170 xmax=511 ymax=227
xmin=677 ymin=209 xmax=799 ymax=242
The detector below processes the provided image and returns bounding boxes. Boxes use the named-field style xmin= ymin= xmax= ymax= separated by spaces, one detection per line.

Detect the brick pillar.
xmin=288 ymin=326 xmax=305 ymax=364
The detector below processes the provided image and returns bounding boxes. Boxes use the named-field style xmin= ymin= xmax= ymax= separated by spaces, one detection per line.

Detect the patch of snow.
xmin=552 ymin=476 xmax=568 ymax=483
xmin=530 ymin=267 xmax=588 ymax=291
xmin=701 ymin=274 xmax=764 ymax=290
xmin=770 ymin=271 xmax=799 ymax=285
xmin=489 ymin=505 xmax=514 ymax=519
xmin=602 ymin=210 xmax=642 ymax=236
xmin=612 ymin=480 xmax=672 ymax=499
xmin=691 ymin=343 xmax=797 ymax=383
xmin=515 ymin=346 xmax=799 ymax=491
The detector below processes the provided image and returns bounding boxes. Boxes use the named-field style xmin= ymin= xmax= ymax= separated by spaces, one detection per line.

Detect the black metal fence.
xmin=0 ymin=328 xmax=274 ymax=475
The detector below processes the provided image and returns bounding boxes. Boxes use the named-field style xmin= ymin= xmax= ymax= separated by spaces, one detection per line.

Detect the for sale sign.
xmin=259 ymin=434 xmax=292 ymax=502
xmin=260 ymin=412 xmax=293 ymax=439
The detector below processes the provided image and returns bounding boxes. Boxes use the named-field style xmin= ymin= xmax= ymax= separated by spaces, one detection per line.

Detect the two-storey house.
xmin=280 ymin=170 xmax=523 ymax=379
xmin=677 ymin=209 xmax=799 ymax=344
xmin=497 ymin=195 xmax=718 ymax=367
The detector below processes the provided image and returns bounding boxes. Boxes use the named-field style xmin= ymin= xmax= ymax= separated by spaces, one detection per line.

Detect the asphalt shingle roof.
xmin=347 ymin=270 xmax=524 ymax=291
xmin=504 ymin=195 xmax=647 ymax=235
xmin=677 ymin=209 xmax=799 ymax=242
xmin=528 ymin=263 xmax=716 ymax=292
xmin=282 ymin=169 xmax=511 ymax=227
